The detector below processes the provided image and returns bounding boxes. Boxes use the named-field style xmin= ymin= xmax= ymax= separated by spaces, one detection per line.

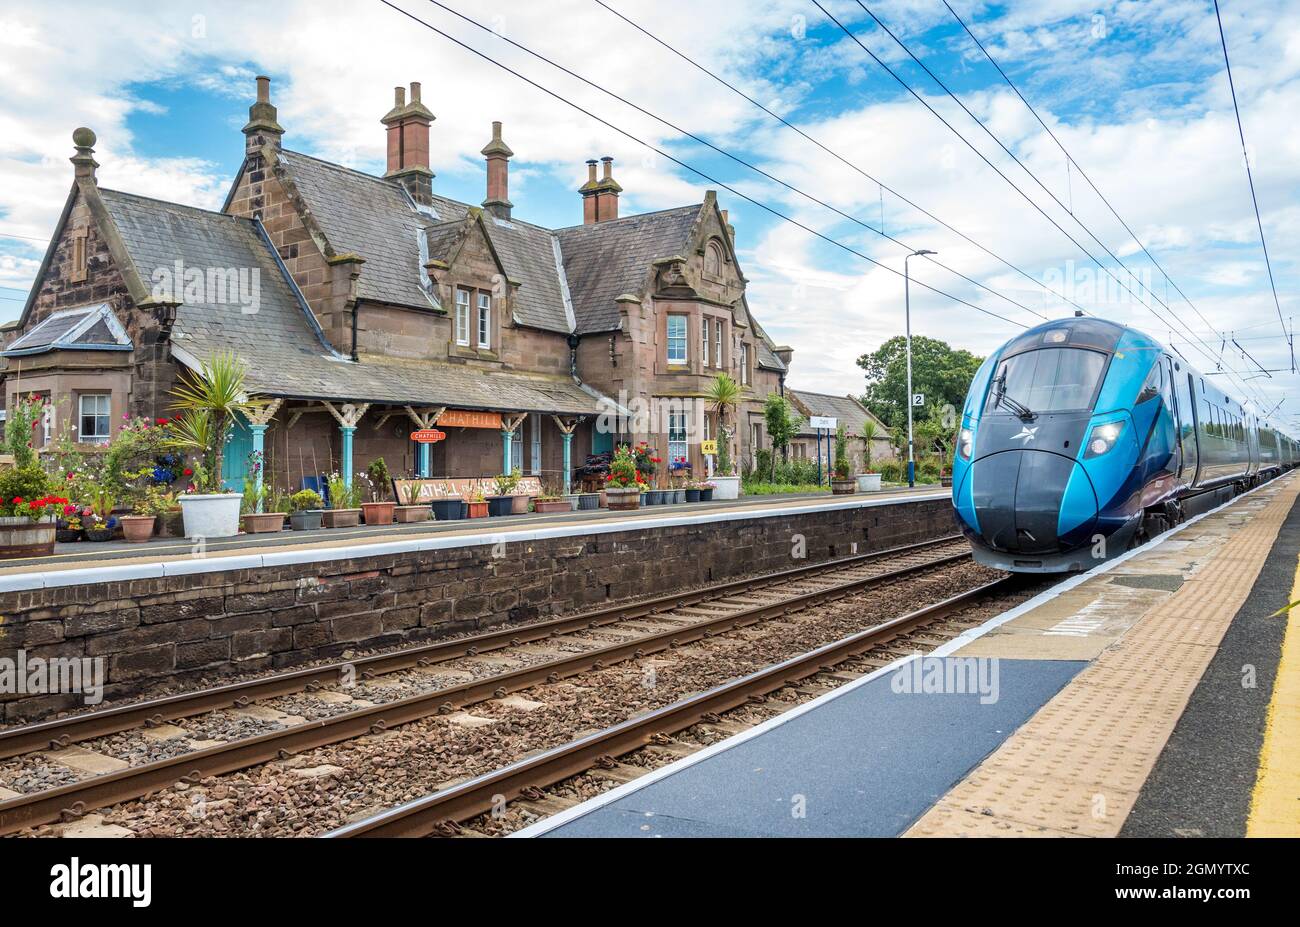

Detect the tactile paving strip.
xmin=908 ymin=474 xmax=1300 ymax=837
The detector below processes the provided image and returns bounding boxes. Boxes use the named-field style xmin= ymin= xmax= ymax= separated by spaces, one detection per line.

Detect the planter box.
xmin=241 ymin=512 xmax=287 ymax=534
xmin=361 ymin=501 xmax=396 ymax=526
xmin=394 ymin=505 xmax=430 ymax=523
xmin=179 ymin=493 xmax=243 ymax=539
xmin=941 ymin=475 xmax=953 ymax=488
xmin=577 ymin=493 xmax=600 ymax=511
xmin=55 ymin=528 xmax=83 ymax=544
xmin=510 ymin=494 xmax=531 ymax=515
xmin=322 ymin=508 xmax=361 ymax=528
xmin=85 ymin=527 xmax=113 ymax=542
xmin=710 ymin=476 xmax=740 ymax=500
xmin=486 ymin=495 xmax=513 ymax=517
xmin=119 ymin=514 xmax=157 ymax=543
xmin=699 ymin=488 xmax=714 ymax=502
xmin=831 ymin=478 xmax=856 ymax=495
xmin=671 ymin=489 xmax=686 ymax=504
xmin=598 ymin=491 xmax=608 ymax=509
xmin=685 ymin=488 xmax=702 ymax=503
xmin=429 ymin=498 xmax=465 ymax=521
xmin=562 ymin=494 xmax=581 ymax=512
xmin=0 ymin=517 xmax=57 ymax=558
xmin=466 ymin=501 xmax=489 ymax=518
xmin=533 ymin=499 xmax=571 ymax=514
xmin=856 ymin=473 xmax=883 ymax=493
xmin=644 ymin=490 xmax=661 ymax=505
xmin=290 ymin=510 xmax=324 ymax=531
xmin=605 ymin=487 xmax=640 ymax=511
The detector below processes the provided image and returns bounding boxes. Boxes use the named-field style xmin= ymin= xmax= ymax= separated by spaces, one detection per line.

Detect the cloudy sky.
xmin=0 ymin=0 xmax=1295 ymax=421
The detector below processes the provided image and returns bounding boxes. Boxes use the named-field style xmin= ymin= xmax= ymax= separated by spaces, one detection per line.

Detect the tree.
xmin=166 ymin=351 xmax=266 ymax=493
xmin=857 ymin=335 xmax=983 ymax=430
xmin=763 ymin=393 xmax=802 ymax=479
xmin=705 ymin=373 xmax=742 ymax=475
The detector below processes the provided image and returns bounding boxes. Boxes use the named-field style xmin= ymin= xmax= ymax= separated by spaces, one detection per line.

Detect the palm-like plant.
xmin=705 ymin=373 xmax=742 ymax=475
xmin=861 ymin=419 xmax=878 ymax=472
xmin=166 ymin=352 xmax=265 ymax=493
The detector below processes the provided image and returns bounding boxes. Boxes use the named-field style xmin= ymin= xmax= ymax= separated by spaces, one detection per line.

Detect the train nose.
xmin=969 ymin=449 xmax=1098 ymax=554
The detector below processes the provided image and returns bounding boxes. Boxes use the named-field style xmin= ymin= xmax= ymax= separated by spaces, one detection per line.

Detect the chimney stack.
xmin=774 ymin=345 xmax=794 ymax=368
xmin=480 ymin=121 xmax=514 ymax=220
xmin=580 ymin=155 xmax=622 ymax=224
xmin=242 ymin=75 xmax=284 ymax=157
xmin=71 ymin=127 xmax=98 ymax=185
xmin=382 ymin=81 xmax=435 ymax=205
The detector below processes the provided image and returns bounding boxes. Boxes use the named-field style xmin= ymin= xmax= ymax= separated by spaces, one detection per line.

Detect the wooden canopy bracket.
xmin=322 ymin=400 xmax=370 ymax=429
xmin=501 ymin=412 xmax=528 ymax=435
xmin=246 ymin=398 xmax=284 ymax=428
xmin=405 ymin=405 xmax=448 ymax=430
xmin=550 ymin=415 xmax=584 ymax=436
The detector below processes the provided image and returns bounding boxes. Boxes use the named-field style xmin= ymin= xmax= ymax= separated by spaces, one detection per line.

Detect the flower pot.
xmin=598 ymin=491 xmax=608 ymax=509
xmin=639 ymin=492 xmax=648 ymax=506
xmin=510 ymin=494 xmax=531 ymax=515
xmin=429 ymin=498 xmax=464 ymax=521
xmin=394 ymin=505 xmax=431 ymax=523
xmin=831 ymin=478 xmax=857 ymax=495
xmin=856 ymin=473 xmax=882 ymax=493
xmin=941 ymin=475 xmax=953 ymax=488
xmin=361 ymin=501 xmax=396 ymax=526
xmin=672 ymin=489 xmax=686 ymax=504
xmin=605 ymin=487 xmax=641 ymax=511
xmin=486 ymin=495 xmax=513 ymax=517
xmin=577 ymin=493 xmax=600 ymax=511
xmin=699 ymin=487 xmax=714 ymax=502
xmin=562 ymin=494 xmax=581 ymax=512
xmin=0 ymin=517 xmax=57 ymax=558
xmin=85 ymin=527 xmax=113 ymax=543
xmin=158 ymin=511 xmax=186 ymax=538
xmin=55 ymin=528 xmax=83 ymax=544
xmin=533 ymin=499 xmax=571 ymax=514
xmin=119 ymin=514 xmax=157 ymax=543
xmin=241 ymin=512 xmax=287 ymax=534
xmin=321 ymin=508 xmax=361 ymax=528
xmin=644 ymin=490 xmax=660 ymax=505
xmin=466 ymin=501 xmax=489 ymax=518
xmin=178 ymin=493 xmax=243 ymax=539
xmin=290 ymin=510 xmax=324 ymax=531
xmin=685 ymin=488 xmax=702 ymax=503
xmin=710 ymin=476 xmax=740 ymax=500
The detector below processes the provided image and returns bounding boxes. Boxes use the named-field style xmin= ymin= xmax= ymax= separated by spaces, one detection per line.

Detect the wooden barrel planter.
xmin=0 ymin=517 xmax=57 ymax=558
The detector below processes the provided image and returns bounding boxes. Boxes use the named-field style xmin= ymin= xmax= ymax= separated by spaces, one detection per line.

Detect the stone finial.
xmin=71 ymin=127 xmax=99 ymax=183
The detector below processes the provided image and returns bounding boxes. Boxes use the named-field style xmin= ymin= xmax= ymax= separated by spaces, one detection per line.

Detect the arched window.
xmin=704 ymin=239 xmax=723 ymax=277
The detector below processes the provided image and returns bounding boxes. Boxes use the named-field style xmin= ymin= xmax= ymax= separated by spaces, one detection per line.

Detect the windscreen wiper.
xmin=994 ymin=374 xmax=1037 ymax=421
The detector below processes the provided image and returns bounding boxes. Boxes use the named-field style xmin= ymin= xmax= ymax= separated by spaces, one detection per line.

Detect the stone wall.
xmin=0 ymin=498 xmax=957 ymax=721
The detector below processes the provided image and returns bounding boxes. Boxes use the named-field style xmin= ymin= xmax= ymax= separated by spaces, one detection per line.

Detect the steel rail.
xmin=0 ymin=543 xmax=974 ymax=835
xmin=327 ymin=575 xmax=1021 ymax=837
xmin=0 ymin=535 xmax=963 ymax=760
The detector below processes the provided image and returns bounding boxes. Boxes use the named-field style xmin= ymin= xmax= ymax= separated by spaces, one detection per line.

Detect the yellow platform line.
xmin=1247 ymin=550 xmax=1300 ymax=836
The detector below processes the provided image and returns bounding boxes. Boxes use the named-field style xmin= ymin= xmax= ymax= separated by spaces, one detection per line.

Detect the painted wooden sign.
xmin=438 ymin=410 xmax=503 ymax=430
xmin=410 ymin=429 xmax=447 ymax=444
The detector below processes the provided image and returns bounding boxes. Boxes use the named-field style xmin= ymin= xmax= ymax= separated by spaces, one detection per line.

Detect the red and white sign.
xmin=410 ymin=429 xmax=447 ymax=444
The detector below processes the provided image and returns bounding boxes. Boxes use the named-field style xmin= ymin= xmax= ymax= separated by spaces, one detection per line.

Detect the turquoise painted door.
xmin=221 ymin=413 xmax=254 ymax=491
xmin=592 ymin=428 xmax=613 ymax=455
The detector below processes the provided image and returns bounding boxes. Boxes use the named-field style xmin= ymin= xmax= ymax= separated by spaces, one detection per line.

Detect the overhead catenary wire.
xmin=375 ymin=0 xmax=1029 ymax=329
xmin=420 ymin=0 xmax=1049 ymax=323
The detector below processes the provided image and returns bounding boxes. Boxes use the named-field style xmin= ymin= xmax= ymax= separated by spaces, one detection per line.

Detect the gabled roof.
xmin=554 ymin=205 xmax=701 ymax=333
xmin=2 ymin=303 xmax=131 ymax=357
xmin=788 ymin=389 xmax=885 ymax=438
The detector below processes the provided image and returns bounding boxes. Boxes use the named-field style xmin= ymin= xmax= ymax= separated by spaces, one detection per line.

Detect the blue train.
xmin=951 ymin=316 xmax=1298 ymax=572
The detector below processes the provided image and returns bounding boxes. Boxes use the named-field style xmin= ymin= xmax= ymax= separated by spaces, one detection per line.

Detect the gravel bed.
xmin=0 ymin=758 xmax=84 ymax=794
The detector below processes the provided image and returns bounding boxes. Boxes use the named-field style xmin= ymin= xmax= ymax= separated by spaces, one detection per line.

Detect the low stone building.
xmin=1 ymin=78 xmax=789 ymax=492
xmin=787 ymin=389 xmax=892 ymax=474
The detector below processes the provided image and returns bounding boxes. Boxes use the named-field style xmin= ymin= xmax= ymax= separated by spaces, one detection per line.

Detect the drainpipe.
xmin=350 ymin=299 xmax=359 ymax=362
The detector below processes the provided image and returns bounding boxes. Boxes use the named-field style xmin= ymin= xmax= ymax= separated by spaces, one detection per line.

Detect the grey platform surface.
xmin=539 ymin=658 xmax=1086 ymax=837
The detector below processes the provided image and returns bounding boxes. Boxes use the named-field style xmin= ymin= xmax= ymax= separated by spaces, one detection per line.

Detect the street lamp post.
xmin=904 ymin=249 xmax=936 ymax=488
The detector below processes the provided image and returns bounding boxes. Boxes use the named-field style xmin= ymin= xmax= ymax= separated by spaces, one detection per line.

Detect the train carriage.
xmin=951 ymin=317 xmax=1295 ymax=573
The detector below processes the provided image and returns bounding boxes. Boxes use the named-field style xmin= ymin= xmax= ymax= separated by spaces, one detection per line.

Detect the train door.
xmin=1171 ymin=364 xmax=1199 ymax=484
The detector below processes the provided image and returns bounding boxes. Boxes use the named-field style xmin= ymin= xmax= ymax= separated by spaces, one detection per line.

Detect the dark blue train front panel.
xmin=952 ymin=318 xmax=1184 ymax=572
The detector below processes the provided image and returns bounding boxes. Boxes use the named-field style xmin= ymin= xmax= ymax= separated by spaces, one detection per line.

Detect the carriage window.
xmin=1136 ymin=363 xmax=1161 ymax=404
xmin=984 ymin=348 xmax=1106 ymax=414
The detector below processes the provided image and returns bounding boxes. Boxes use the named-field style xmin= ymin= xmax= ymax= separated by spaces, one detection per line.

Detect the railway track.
xmin=328 ymin=576 xmax=1031 ymax=837
xmin=0 ymin=535 xmax=970 ymax=836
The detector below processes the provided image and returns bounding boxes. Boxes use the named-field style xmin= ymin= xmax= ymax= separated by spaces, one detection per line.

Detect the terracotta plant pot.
xmin=466 ymin=501 xmax=489 ymax=518
xmin=0 ymin=517 xmax=58 ymax=557
xmin=604 ymin=487 xmax=640 ymax=511
xmin=290 ymin=510 xmax=324 ymax=531
xmin=241 ymin=512 xmax=286 ymax=534
xmin=322 ymin=508 xmax=361 ymax=528
xmin=119 ymin=514 xmax=157 ymax=543
xmin=831 ymin=478 xmax=856 ymax=495
xmin=509 ymin=494 xmax=531 ymax=515
xmin=393 ymin=505 xmax=430 ymax=523
xmin=533 ymin=499 xmax=571 ymax=514
xmin=361 ymin=501 xmax=396 ymax=525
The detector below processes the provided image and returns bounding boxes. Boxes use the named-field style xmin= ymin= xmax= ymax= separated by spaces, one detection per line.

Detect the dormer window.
xmin=455 ymin=288 xmax=471 ymax=346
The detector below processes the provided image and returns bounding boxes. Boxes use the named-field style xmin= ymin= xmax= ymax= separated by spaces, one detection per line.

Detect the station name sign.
xmin=410 ymin=429 xmax=446 ymax=444
xmin=437 ymin=410 xmax=503 ymax=430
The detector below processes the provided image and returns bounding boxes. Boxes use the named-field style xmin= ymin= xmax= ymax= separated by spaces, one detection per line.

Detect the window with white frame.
xmin=668 ymin=408 xmax=688 ymax=467
xmin=79 ymin=393 xmax=111 ymax=444
xmin=477 ymin=291 xmax=491 ymax=349
xmin=714 ymin=320 xmax=723 ymax=369
xmin=739 ymin=342 xmax=750 ymax=385
xmin=455 ymin=289 xmax=471 ymax=346
xmin=750 ymin=420 xmax=763 ymax=454
xmin=701 ymin=316 xmax=710 ymax=368
xmin=667 ymin=315 xmax=687 ymax=364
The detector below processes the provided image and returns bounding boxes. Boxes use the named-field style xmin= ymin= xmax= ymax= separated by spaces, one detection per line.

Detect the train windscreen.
xmin=984 ymin=348 xmax=1106 ymax=415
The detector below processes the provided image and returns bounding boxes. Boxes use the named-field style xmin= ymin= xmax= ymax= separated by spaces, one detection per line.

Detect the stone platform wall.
xmin=0 ymin=499 xmax=957 ymax=721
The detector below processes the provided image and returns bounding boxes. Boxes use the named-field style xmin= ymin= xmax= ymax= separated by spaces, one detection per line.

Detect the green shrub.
xmin=290 ymin=489 xmax=323 ymax=512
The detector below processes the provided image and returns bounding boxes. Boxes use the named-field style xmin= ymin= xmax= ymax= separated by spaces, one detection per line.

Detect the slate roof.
xmin=554 ymin=205 xmax=701 ymax=333
xmin=2 ymin=303 xmax=132 ymax=356
xmin=96 ymin=188 xmax=604 ymax=415
xmin=788 ymin=389 xmax=883 ymax=438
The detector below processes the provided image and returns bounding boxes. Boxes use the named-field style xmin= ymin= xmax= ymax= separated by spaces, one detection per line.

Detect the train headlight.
xmin=1084 ymin=422 xmax=1124 ymax=458
xmin=958 ymin=428 xmax=973 ymax=460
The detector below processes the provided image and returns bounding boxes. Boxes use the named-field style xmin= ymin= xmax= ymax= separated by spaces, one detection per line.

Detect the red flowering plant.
xmin=605 ymin=445 xmax=647 ymax=490
xmin=0 ymin=393 xmax=60 ymax=521
xmin=632 ymin=442 xmax=660 ymax=480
